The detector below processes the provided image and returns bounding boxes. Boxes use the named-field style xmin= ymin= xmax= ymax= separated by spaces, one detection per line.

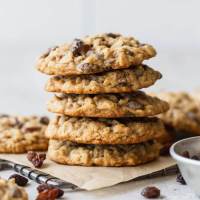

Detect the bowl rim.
xmin=170 ymin=136 xmax=200 ymax=166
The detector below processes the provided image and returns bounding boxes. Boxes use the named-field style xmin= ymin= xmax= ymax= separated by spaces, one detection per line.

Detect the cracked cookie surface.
xmin=46 ymin=116 xmax=166 ymax=144
xmin=156 ymin=92 xmax=200 ymax=135
xmin=45 ymin=65 xmax=162 ymax=94
xmin=0 ymin=115 xmax=49 ymax=153
xmin=37 ymin=33 xmax=156 ymax=75
xmin=48 ymin=139 xmax=160 ymax=167
xmin=47 ymin=91 xmax=169 ymax=118
xmin=0 ymin=178 xmax=28 ymax=200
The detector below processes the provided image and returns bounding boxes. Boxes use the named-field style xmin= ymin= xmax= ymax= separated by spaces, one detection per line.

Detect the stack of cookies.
xmin=37 ymin=33 xmax=169 ymax=167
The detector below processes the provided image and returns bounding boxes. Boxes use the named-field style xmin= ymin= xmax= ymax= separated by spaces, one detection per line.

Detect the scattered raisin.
xmin=9 ymin=174 xmax=28 ymax=186
xmin=141 ymin=186 xmax=160 ymax=199
xmin=40 ymin=117 xmax=49 ymax=125
xmin=71 ymin=39 xmax=90 ymax=56
xmin=36 ymin=188 xmax=60 ymax=200
xmin=27 ymin=151 xmax=46 ymax=168
xmin=37 ymin=184 xmax=64 ymax=198
xmin=182 ymin=151 xmax=190 ymax=158
xmin=176 ymin=173 xmax=186 ymax=185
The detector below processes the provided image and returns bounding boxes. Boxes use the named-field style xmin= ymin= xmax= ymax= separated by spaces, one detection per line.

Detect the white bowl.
xmin=170 ymin=136 xmax=200 ymax=197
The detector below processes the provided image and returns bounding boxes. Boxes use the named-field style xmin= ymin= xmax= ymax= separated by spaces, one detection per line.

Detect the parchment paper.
xmin=0 ymin=154 xmax=175 ymax=190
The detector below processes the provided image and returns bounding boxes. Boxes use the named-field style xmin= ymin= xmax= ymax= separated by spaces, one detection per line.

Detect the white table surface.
xmin=0 ymin=168 xmax=198 ymax=200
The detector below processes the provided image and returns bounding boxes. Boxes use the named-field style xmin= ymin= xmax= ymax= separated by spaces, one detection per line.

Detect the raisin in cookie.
xmin=47 ymin=91 xmax=169 ymax=118
xmin=48 ymin=139 xmax=160 ymax=167
xmin=46 ymin=116 xmax=166 ymax=144
xmin=45 ymin=65 xmax=162 ymax=94
xmin=37 ymin=33 xmax=156 ymax=75
xmin=156 ymin=92 xmax=200 ymax=135
xmin=0 ymin=115 xmax=49 ymax=153
xmin=0 ymin=178 xmax=28 ymax=200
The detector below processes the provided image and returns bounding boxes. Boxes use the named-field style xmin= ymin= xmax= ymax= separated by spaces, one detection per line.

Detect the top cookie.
xmin=0 ymin=114 xmax=49 ymax=153
xmin=156 ymin=92 xmax=200 ymax=135
xmin=37 ymin=33 xmax=156 ymax=75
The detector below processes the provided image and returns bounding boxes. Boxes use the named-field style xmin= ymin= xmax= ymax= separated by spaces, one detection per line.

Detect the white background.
xmin=0 ymin=0 xmax=200 ymax=115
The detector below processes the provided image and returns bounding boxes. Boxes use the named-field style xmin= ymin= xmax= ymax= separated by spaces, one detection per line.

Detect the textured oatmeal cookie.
xmin=0 ymin=114 xmax=49 ymax=153
xmin=47 ymin=91 xmax=169 ymax=118
xmin=48 ymin=139 xmax=160 ymax=167
xmin=46 ymin=116 xmax=166 ymax=144
xmin=0 ymin=178 xmax=28 ymax=200
xmin=45 ymin=65 xmax=162 ymax=94
xmin=37 ymin=33 xmax=156 ymax=75
xmin=156 ymin=92 xmax=200 ymax=135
